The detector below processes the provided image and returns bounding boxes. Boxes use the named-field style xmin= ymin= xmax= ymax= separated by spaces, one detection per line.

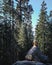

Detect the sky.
xmin=29 ymin=0 xmax=52 ymax=32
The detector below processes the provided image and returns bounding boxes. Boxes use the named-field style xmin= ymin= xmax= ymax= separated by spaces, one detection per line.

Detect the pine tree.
xmin=24 ymin=4 xmax=33 ymax=49
xmin=0 ymin=0 xmax=33 ymax=63
xmin=35 ymin=1 xmax=49 ymax=53
xmin=17 ymin=23 xmax=27 ymax=60
xmin=0 ymin=0 xmax=5 ymax=64
xmin=15 ymin=0 xmax=33 ymax=48
xmin=15 ymin=0 xmax=33 ymax=60
xmin=47 ymin=10 xmax=52 ymax=62
xmin=18 ymin=24 xmax=26 ymax=48
xmin=0 ymin=0 xmax=19 ymax=65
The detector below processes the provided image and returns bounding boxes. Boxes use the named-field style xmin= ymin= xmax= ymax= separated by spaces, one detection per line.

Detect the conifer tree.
xmin=0 ymin=0 xmax=19 ymax=65
xmin=15 ymin=0 xmax=33 ymax=60
xmin=0 ymin=0 xmax=33 ymax=63
xmin=18 ymin=24 xmax=26 ymax=48
xmin=35 ymin=1 xmax=49 ymax=53
xmin=15 ymin=0 xmax=33 ymax=48
xmin=47 ymin=10 xmax=52 ymax=62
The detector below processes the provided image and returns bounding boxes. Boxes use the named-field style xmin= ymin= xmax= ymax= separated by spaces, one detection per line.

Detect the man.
xmin=25 ymin=40 xmax=48 ymax=63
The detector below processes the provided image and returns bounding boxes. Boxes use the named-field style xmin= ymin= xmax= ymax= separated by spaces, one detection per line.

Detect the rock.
xmin=12 ymin=60 xmax=45 ymax=65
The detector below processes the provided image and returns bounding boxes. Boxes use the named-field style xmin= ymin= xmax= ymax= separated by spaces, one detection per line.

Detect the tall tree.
xmin=35 ymin=1 xmax=49 ymax=53
xmin=0 ymin=0 xmax=5 ymax=64
xmin=0 ymin=0 xmax=33 ymax=64
xmin=24 ymin=4 xmax=33 ymax=49
xmin=15 ymin=0 xmax=33 ymax=60
xmin=0 ymin=0 xmax=19 ymax=65
xmin=47 ymin=10 xmax=52 ymax=62
xmin=15 ymin=0 xmax=33 ymax=46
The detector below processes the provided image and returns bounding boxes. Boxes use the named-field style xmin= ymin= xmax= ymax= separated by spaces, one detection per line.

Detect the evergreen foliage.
xmin=47 ymin=11 xmax=52 ymax=63
xmin=35 ymin=1 xmax=49 ymax=53
xmin=35 ymin=1 xmax=52 ymax=63
xmin=0 ymin=0 xmax=33 ymax=65
xmin=0 ymin=0 xmax=52 ymax=64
